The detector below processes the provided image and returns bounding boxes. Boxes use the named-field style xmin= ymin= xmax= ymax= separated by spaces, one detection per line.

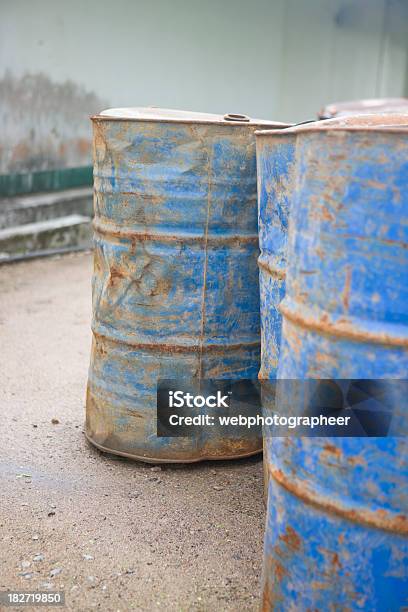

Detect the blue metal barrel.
xmin=256 ymin=114 xmax=408 ymax=382
xmin=262 ymin=124 xmax=408 ymax=610
xmin=256 ymin=130 xmax=295 ymax=380
xmin=257 ymin=114 xmax=408 ymax=499
xmin=86 ymin=107 xmax=286 ymax=463
xmin=256 ymin=127 xmax=296 ymax=500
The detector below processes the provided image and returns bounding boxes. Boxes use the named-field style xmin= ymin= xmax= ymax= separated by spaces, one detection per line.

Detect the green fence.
xmin=0 ymin=166 xmax=93 ymax=198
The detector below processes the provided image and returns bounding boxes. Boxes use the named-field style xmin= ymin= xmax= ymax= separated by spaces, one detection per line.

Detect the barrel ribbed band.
xmin=92 ymin=329 xmax=260 ymax=354
xmin=258 ymin=256 xmax=286 ymax=280
xmin=269 ymin=465 xmax=408 ymax=535
xmin=93 ymin=219 xmax=259 ymax=245
xmin=280 ymin=298 xmax=408 ymax=348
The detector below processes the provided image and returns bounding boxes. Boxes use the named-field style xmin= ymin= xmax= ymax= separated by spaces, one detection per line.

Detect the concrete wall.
xmin=1 ymin=0 xmax=407 ymax=179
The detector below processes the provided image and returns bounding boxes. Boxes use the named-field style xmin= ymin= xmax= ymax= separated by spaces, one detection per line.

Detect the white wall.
xmin=1 ymin=0 xmax=407 ymax=174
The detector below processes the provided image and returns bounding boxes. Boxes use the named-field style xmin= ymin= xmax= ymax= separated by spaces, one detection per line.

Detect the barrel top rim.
xmin=319 ymin=96 xmax=408 ymax=119
xmin=92 ymin=107 xmax=288 ymax=127
xmin=255 ymin=113 xmax=408 ymax=136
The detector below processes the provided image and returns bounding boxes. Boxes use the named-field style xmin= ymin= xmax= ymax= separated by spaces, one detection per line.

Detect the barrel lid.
xmin=93 ymin=107 xmax=288 ymax=127
xmin=255 ymin=113 xmax=408 ymax=137
xmin=319 ymin=97 xmax=408 ymax=120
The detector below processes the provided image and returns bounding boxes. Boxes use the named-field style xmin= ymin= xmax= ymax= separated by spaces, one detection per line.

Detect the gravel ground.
xmin=0 ymin=252 xmax=265 ymax=611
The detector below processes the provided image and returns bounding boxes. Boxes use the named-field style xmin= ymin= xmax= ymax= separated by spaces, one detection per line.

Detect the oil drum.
xmin=256 ymin=114 xmax=408 ymax=502
xmin=262 ymin=123 xmax=408 ymax=610
xmin=86 ymin=107 xmax=286 ymax=462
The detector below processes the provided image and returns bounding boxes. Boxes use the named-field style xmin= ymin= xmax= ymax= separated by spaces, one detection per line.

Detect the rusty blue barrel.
xmin=256 ymin=126 xmax=296 ymax=499
xmin=256 ymin=129 xmax=295 ymax=380
xmin=256 ymin=114 xmax=408 ymax=500
xmin=262 ymin=124 xmax=408 ymax=610
xmin=256 ymin=114 xmax=408 ymax=381
xmin=86 ymin=107 xmax=286 ymax=463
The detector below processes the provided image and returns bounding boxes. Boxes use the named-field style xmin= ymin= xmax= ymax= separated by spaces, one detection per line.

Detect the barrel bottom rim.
xmin=85 ymin=429 xmax=262 ymax=464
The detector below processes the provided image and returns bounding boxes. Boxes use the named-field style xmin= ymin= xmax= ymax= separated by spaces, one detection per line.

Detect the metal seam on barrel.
xmin=93 ymin=219 xmax=258 ymax=245
xmin=269 ymin=466 xmax=408 ymax=535
xmin=92 ymin=330 xmax=260 ymax=353
xmin=199 ymin=137 xmax=213 ymax=380
xmin=258 ymin=258 xmax=286 ymax=280
xmin=279 ymin=302 xmax=408 ymax=347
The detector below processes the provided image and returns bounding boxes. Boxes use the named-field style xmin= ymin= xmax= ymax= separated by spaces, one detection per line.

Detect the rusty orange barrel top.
xmin=86 ymin=107 xmax=287 ymax=463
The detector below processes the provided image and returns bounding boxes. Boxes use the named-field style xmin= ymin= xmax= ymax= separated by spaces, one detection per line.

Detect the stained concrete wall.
xmin=1 ymin=0 xmax=407 ymax=177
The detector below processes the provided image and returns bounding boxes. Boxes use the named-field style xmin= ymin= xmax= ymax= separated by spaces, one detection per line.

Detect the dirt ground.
xmin=0 ymin=252 xmax=265 ymax=612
